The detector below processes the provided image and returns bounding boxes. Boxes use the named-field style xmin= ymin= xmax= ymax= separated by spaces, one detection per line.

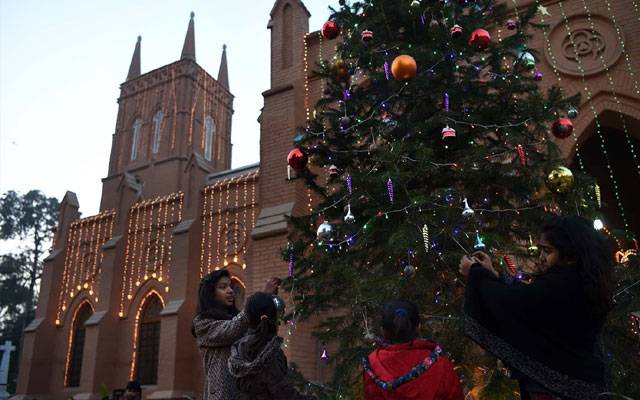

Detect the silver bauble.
xmin=317 ymin=220 xmax=333 ymax=240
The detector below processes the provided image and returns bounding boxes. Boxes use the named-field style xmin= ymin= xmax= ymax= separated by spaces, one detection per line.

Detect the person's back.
xmin=228 ymin=292 xmax=314 ymax=400
xmin=363 ymin=300 xmax=464 ymax=400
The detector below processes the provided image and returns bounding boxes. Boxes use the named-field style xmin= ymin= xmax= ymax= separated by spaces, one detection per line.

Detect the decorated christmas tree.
xmin=283 ymin=0 xmax=640 ymax=398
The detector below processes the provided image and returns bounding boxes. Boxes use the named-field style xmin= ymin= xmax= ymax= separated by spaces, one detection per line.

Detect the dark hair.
xmin=243 ymin=292 xmax=278 ymax=360
xmin=540 ymin=215 xmax=613 ymax=324
xmin=191 ymin=270 xmax=239 ymax=337
xmin=381 ymin=300 xmax=420 ymax=343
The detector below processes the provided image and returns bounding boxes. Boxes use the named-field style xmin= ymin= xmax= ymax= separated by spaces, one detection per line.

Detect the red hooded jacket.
xmin=363 ymin=339 xmax=464 ymax=400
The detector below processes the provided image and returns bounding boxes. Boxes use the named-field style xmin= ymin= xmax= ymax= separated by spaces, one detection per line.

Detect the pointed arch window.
xmin=136 ymin=295 xmax=162 ymax=385
xmin=131 ymin=118 xmax=143 ymax=161
xmin=282 ymin=4 xmax=293 ymax=69
xmin=204 ymin=116 xmax=215 ymax=161
xmin=152 ymin=111 xmax=163 ymax=154
xmin=66 ymin=303 xmax=93 ymax=387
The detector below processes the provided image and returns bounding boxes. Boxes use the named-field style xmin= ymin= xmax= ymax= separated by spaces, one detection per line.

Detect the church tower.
xmin=101 ymin=12 xmax=233 ymax=217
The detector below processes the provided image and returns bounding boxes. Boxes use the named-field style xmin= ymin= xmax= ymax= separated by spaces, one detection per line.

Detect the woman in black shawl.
xmin=459 ymin=215 xmax=612 ymax=400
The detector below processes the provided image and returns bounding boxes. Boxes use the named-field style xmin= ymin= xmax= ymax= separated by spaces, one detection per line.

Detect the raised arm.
xmin=193 ymin=312 xmax=249 ymax=348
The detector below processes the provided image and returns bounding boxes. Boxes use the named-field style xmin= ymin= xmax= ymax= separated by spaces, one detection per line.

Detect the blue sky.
xmin=0 ymin=0 xmax=336 ymax=216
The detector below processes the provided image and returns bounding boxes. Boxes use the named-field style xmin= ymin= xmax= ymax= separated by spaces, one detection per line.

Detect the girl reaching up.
xmin=460 ymin=215 xmax=612 ymax=400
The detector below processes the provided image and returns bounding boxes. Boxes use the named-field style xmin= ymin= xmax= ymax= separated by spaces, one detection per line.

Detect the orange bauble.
xmin=391 ymin=55 xmax=417 ymax=81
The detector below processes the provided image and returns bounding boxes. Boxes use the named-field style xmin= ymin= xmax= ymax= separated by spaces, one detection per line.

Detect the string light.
xmin=303 ymin=33 xmax=311 ymax=122
xmin=129 ymin=290 xmax=165 ymax=381
xmin=119 ymin=192 xmax=183 ymax=318
xmin=55 ymin=210 xmax=115 ymax=326
xmin=200 ymin=170 xmax=259 ymax=276
xmin=170 ymin=65 xmax=178 ymax=150
xmin=580 ymin=0 xmax=640 ymax=176
xmin=558 ymin=1 xmax=629 ymax=231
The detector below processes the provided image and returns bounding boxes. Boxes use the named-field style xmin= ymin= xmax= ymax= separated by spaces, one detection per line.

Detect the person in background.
xmin=363 ymin=300 xmax=464 ymax=400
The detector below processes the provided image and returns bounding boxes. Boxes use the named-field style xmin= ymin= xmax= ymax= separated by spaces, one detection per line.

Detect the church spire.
xmin=217 ymin=44 xmax=229 ymax=89
xmin=126 ymin=36 xmax=141 ymax=81
xmin=181 ymin=12 xmax=196 ymax=61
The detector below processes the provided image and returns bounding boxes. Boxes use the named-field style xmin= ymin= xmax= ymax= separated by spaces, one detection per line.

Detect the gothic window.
xmin=131 ymin=118 xmax=143 ymax=161
xmin=152 ymin=111 xmax=164 ymax=154
xmin=204 ymin=116 xmax=215 ymax=161
xmin=136 ymin=295 xmax=162 ymax=385
xmin=67 ymin=303 xmax=93 ymax=387
xmin=282 ymin=4 xmax=293 ymax=69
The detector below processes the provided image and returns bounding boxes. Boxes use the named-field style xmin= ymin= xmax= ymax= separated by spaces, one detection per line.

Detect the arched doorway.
xmin=573 ymin=125 xmax=640 ymax=236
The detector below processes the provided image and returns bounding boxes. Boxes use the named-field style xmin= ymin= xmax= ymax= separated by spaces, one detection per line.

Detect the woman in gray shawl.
xmin=192 ymin=269 xmax=280 ymax=400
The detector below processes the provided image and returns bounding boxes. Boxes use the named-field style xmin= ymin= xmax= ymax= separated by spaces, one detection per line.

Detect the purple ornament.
xmin=534 ymin=70 xmax=543 ymax=81
xmin=444 ymin=93 xmax=450 ymax=112
xmin=384 ymin=61 xmax=390 ymax=80
xmin=289 ymin=251 xmax=294 ymax=277
xmin=342 ymin=89 xmax=352 ymax=101
xmin=321 ymin=348 xmax=329 ymax=361
xmin=387 ymin=178 xmax=394 ymax=205
xmin=346 ymin=174 xmax=353 ymax=194
xmin=420 ymin=14 xmax=426 ymax=25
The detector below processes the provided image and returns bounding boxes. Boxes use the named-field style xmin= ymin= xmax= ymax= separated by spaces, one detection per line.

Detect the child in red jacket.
xmin=363 ymin=300 xmax=464 ymax=400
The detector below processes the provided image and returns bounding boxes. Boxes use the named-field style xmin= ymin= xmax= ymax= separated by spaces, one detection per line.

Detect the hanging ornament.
xmin=450 ymin=24 xmax=463 ymax=39
xmin=568 ymin=107 xmax=579 ymax=119
xmin=288 ymin=249 xmax=294 ymax=277
xmin=391 ymin=55 xmax=418 ymax=81
xmin=533 ymin=70 xmax=543 ymax=81
xmin=346 ymin=174 xmax=353 ymax=194
xmin=469 ymin=28 xmax=491 ymax=50
xmin=340 ymin=115 xmax=352 ymax=127
xmin=333 ymin=59 xmax=350 ymax=83
xmin=545 ymin=166 xmax=574 ymax=193
xmin=515 ymin=51 xmax=536 ymax=70
xmin=442 ymin=125 xmax=456 ymax=139
xmin=321 ymin=20 xmax=341 ymax=40
xmin=516 ymin=144 xmax=527 ymax=166
xmin=317 ymin=220 xmax=333 ymax=241
xmin=462 ymin=198 xmax=475 ymax=219
xmin=503 ymin=255 xmax=517 ymax=275
xmin=328 ymin=165 xmax=339 ymax=178
xmin=422 ymin=224 xmax=430 ymax=253
xmin=551 ymin=117 xmax=574 ymax=139
xmin=505 ymin=18 xmax=517 ymax=30
xmin=361 ymin=29 xmax=374 ymax=42
xmin=344 ymin=204 xmax=356 ymax=224
xmin=473 ymin=231 xmax=486 ymax=250
xmin=593 ymin=218 xmax=604 ymax=231
xmin=403 ymin=264 xmax=417 ymax=278
xmin=595 ymin=184 xmax=602 ymax=208
xmin=527 ymin=235 xmax=539 ymax=256
xmin=384 ymin=54 xmax=391 ymax=80
xmin=387 ymin=178 xmax=395 ymax=205
xmin=272 ymin=295 xmax=286 ymax=320
xmin=444 ymin=92 xmax=450 ymax=112
xmin=287 ymin=149 xmax=307 ymax=178
xmin=410 ymin=0 xmax=421 ymax=8
xmin=321 ymin=347 xmax=329 ymax=361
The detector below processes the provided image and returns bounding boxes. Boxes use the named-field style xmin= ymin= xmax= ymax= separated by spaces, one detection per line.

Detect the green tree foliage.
xmin=0 ymin=190 xmax=59 ymax=393
xmin=282 ymin=0 xmax=639 ymax=398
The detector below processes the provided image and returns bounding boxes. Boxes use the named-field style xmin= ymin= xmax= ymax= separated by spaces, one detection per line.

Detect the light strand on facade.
xmin=558 ymin=1 xmax=630 ymax=231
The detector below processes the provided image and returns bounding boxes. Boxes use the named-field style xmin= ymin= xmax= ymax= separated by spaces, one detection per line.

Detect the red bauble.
xmin=322 ymin=21 xmax=341 ymax=40
xmin=287 ymin=149 xmax=308 ymax=170
xmin=551 ymin=118 xmax=574 ymax=139
xmin=361 ymin=29 xmax=373 ymax=42
xmin=469 ymin=28 xmax=491 ymax=50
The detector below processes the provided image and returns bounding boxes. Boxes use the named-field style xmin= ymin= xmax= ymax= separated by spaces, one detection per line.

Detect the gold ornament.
xmin=546 ymin=166 xmax=574 ymax=193
xmin=595 ymin=184 xmax=601 ymax=208
xmin=391 ymin=55 xmax=418 ymax=81
xmin=527 ymin=235 xmax=539 ymax=256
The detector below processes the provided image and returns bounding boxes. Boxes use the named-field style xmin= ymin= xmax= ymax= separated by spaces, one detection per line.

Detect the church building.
xmin=13 ymin=0 xmax=640 ymax=398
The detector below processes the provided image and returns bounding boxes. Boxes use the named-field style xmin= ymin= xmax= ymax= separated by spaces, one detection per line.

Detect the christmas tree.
xmin=283 ymin=0 xmax=640 ymax=398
